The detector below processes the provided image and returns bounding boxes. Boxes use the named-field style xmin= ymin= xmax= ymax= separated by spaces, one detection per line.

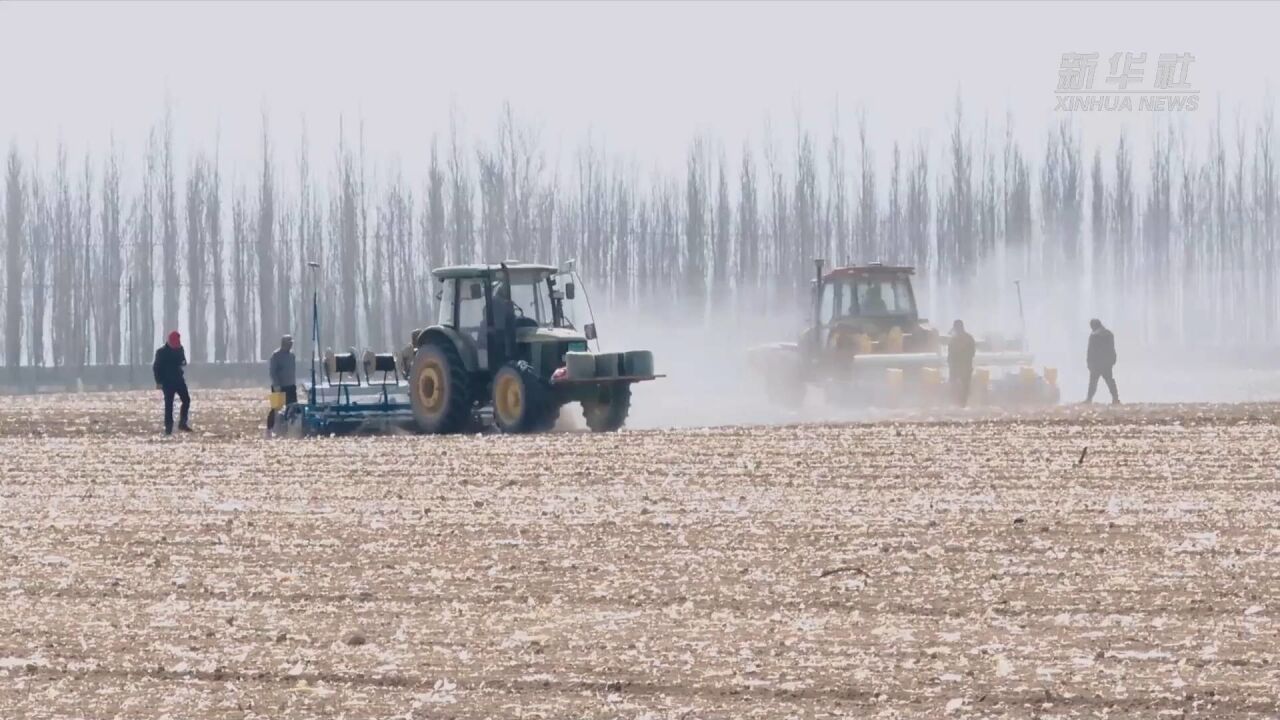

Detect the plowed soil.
xmin=2 ymin=390 xmax=1278 ymax=718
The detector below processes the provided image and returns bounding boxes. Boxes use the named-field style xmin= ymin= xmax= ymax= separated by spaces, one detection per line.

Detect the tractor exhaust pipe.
xmin=811 ymin=259 xmax=825 ymax=351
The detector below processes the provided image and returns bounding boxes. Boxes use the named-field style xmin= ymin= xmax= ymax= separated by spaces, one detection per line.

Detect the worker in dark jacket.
xmin=269 ymin=335 xmax=297 ymax=404
xmin=153 ymin=330 xmax=192 ymax=434
xmin=948 ymin=319 xmax=977 ymax=407
xmin=1085 ymin=318 xmax=1120 ymax=404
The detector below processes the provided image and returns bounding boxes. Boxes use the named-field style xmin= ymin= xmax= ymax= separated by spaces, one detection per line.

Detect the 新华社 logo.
xmin=1056 ymin=52 xmax=1199 ymax=112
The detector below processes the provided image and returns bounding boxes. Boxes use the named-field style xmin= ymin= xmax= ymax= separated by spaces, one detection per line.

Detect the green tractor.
xmin=406 ymin=262 xmax=659 ymax=434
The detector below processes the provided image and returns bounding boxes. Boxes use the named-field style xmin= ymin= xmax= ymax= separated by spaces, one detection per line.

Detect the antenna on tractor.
xmin=308 ymin=261 xmax=321 ymax=403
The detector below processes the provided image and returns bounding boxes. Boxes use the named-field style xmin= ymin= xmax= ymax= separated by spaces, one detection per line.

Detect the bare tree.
xmin=886 ymin=142 xmax=904 ymax=263
xmin=99 ymin=143 xmax=123 ymax=365
xmin=4 ymin=147 xmax=24 ymax=371
xmin=856 ymin=117 xmax=876 ymax=261
xmin=906 ymin=144 xmax=930 ymax=270
xmin=50 ymin=145 xmax=73 ymax=366
xmin=1090 ymin=149 xmax=1106 ymax=298
xmin=257 ymin=117 xmax=277 ymax=359
xmin=477 ymin=143 xmax=506 ymax=261
xmin=28 ymin=163 xmax=50 ymax=367
xmin=424 ymin=137 xmax=446 ymax=310
xmin=794 ymin=130 xmax=819 ymax=298
xmin=684 ymin=138 xmax=708 ymax=310
xmin=276 ymin=197 xmax=294 ymax=349
xmin=75 ymin=155 xmax=93 ymax=367
xmin=942 ymin=99 xmax=974 ymax=282
xmin=711 ymin=153 xmax=731 ymax=308
xmin=185 ymin=157 xmax=207 ymax=361
xmin=132 ymin=130 xmax=158 ymax=366
xmin=612 ymin=172 xmax=634 ymax=307
xmin=207 ymin=151 xmax=227 ymax=363
xmin=231 ymin=190 xmax=255 ymax=361
xmin=447 ymin=113 xmax=474 ymax=266
xmin=160 ymin=108 xmax=179 ymax=336
xmin=1257 ymin=108 xmax=1277 ymax=340
xmin=1110 ymin=132 xmax=1135 ymax=294
xmin=738 ymin=146 xmax=760 ymax=296
xmin=337 ymin=122 xmax=359 ymax=347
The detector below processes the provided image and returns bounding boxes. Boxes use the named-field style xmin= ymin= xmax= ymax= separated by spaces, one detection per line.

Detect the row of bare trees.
xmin=2 ymin=103 xmax=1278 ymax=369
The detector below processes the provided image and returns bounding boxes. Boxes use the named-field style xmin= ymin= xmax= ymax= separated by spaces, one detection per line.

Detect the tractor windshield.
xmin=850 ymin=278 xmax=914 ymax=316
xmin=498 ymin=278 xmax=554 ymax=327
xmin=826 ymin=276 xmax=916 ymax=320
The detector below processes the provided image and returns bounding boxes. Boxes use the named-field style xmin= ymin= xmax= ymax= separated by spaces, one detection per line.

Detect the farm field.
xmin=1 ymin=390 xmax=1279 ymax=718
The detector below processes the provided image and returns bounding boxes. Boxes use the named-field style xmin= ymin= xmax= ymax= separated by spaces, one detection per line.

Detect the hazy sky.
xmin=2 ymin=1 xmax=1278 ymax=181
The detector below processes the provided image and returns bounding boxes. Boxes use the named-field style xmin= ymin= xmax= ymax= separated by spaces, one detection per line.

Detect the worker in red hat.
xmin=152 ymin=330 xmax=192 ymax=435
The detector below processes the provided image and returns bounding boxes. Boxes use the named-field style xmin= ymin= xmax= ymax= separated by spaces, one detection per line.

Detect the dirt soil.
xmin=1 ymin=389 xmax=1278 ymax=718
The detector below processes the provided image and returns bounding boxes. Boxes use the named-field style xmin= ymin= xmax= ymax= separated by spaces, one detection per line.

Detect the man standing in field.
xmin=153 ymin=330 xmax=192 ymax=435
xmin=269 ymin=335 xmax=298 ymax=405
xmin=1085 ymin=318 xmax=1120 ymax=404
xmin=948 ymin=319 xmax=977 ymax=407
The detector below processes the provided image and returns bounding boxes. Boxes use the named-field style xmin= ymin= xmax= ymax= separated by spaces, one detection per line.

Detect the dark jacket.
xmin=1087 ymin=328 xmax=1117 ymax=370
xmin=269 ymin=349 xmax=296 ymax=389
xmin=948 ymin=330 xmax=976 ymax=369
xmin=153 ymin=345 xmax=187 ymax=387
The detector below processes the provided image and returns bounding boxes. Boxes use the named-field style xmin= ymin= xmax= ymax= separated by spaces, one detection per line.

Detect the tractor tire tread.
xmin=412 ymin=340 xmax=472 ymax=434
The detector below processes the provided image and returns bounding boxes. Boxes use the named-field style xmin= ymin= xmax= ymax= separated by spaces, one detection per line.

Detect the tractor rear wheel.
xmin=582 ymin=383 xmax=631 ymax=432
xmin=411 ymin=341 xmax=472 ymax=434
xmin=491 ymin=361 xmax=551 ymax=433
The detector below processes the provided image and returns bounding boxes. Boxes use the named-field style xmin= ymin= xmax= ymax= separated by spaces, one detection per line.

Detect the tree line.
xmin=3 ymin=101 xmax=1277 ymax=371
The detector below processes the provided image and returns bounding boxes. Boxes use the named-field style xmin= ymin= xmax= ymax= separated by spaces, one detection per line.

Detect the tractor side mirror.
xmin=469 ymin=282 xmax=483 ymax=300
xmin=584 ymin=323 xmax=597 ymax=340
xmin=565 ymin=282 xmax=576 ymax=300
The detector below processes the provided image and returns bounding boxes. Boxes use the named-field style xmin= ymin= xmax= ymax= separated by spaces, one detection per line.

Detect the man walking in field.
xmin=153 ymin=330 xmax=192 ymax=435
xmin=1085 ymin=318 xmax=1120 ymax=404
xmin=269 ymin=335 xmax=298 ymax=405
xmin=948 ymin=319 xmax=977 ymax=407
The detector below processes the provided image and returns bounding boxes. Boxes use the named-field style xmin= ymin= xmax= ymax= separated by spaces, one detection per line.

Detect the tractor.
xmin=749 ymin=260 xmax=1059 ymax=408
xmin=406 ymin=262 xmax=660 ymax=433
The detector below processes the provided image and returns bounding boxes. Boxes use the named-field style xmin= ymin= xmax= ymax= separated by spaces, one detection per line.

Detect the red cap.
xmin=167 ymin=331 xmax=181 ymax=348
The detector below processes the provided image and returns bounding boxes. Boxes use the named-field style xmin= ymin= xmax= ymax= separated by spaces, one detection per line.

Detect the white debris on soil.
xmin=0 ymin=389 xmax=1278 ymax=717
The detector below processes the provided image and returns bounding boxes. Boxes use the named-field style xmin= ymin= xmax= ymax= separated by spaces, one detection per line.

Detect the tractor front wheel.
xmin=492 ymin=362 xmax=551 ymax=433
xmin=411 ymin=341 xmax=472 ymax=434
xmin=582 ymin=383 xmax=631 ymax=432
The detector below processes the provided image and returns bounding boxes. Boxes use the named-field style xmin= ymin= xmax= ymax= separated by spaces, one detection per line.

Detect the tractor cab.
xmin=809 ymin=262 xmax=938 ymax=354
xmin=432 ymin=263 xmax=592 ymax=377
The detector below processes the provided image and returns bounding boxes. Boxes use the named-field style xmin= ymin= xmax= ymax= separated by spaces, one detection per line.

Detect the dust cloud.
xmin=593 ymin=276 xmax=1280 ymax=431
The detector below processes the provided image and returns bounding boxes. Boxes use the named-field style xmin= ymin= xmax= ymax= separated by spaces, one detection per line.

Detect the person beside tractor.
xmin=948 ymin=319 xmax=977 ymax=407
xmin=1085 ymin=318 xmax=1120 ymax=404
xmin=153 ymin=330 xmax=192 ymax=435
xmin=269 ymin=334 xmax=298 ymax=405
